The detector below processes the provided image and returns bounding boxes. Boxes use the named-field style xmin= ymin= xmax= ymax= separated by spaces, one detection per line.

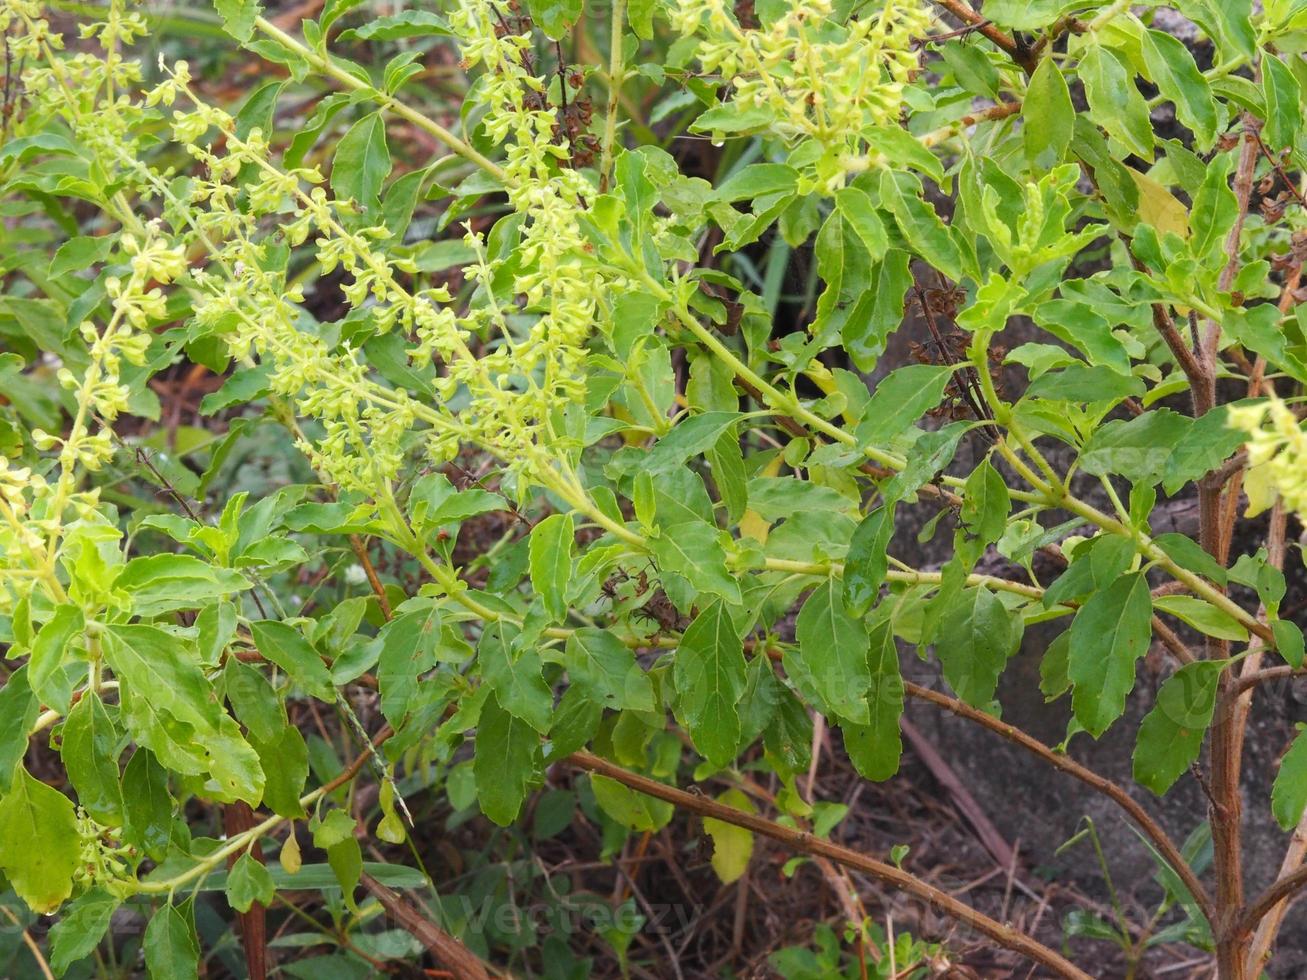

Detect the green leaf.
xmin=227 ymin=852 xmax=276 ymax=913
xmin=792 ymin=581 xmax=871 ymax=725
xmin=590 ymin=773 xmax=674 ymax=831
xmin=1032 ymin=299 xmax=1130 ymax=374
xmin=337 ymin=10 xmax=452 ymax=41
xmin=1152 ymin=533 xmax=1228 ymax=586
xmin=49 ymin=890 xmax=119 ymax=976
xmin=1153 ymin=595 xmax=1248 ymax=642
xmin=30 ymin=604 xmax=84 ymax=716
xmin=331 ymin=113 xmax=391 ymax=212
xmin=103 ymin=625 xmax=222 ymax=732
xmin=674 ymin=601 xmax=747 ymax=767
xmin=1272 ymin=726 xmax=1307 ymax=830
xmin=702 ymin=788 xmax=755 ymax=883
xmin=375 ymin=605 xmax=442 ymax=725
xmin=844 ymin=249 xmax=912 ymax=372
xmin=1079 ymin=44 xmax=1154 ymax=160
xmin=1162 ymin=406 xmax=1247 ymax=495
xmin=526 ymin=0 xmax=582 ymax=39
xmin=834 ymin=187 xmax=887 ymax=260
xmin=479 ymin=622 xmax=554 ymax=734
xmin=118 ymin=555 xmax=252 ymax=617
xmin=122 ymin=749 xmax=173 ymax=860
xmin=983 ymin=0 xmax=1087 ymax=29
xmin=408 ymin=473 xmax=505 ymax=527
xmin=1079 ymin=409 xmax=1192 ymax=486
xmin=0 ymin=666 xmax=37 ymax=793
xmin=249 ymin=621 xmax=335 ymax=700
xmin=143 ymin=903 xmax=200 ymax=980
xmin=61 ymin=693 xmax=123 ymax=825
xmin=841 ymin=621 xmax=903 ymax=781
xmin=960 ymin=458 xmax=1010 ymax=550
xmin=213 ymin=0 xmax=262 ymax=40
xmin=1275 ymin=620 xmax=1305 ymax=669
xmin=1262 ymin=54 xmax=1302 ymax=151
xmin=854 ymin=364 xmax=955 ymax=446
xmin=1023 ymin=57 xmax=1075 ymax=170
xmin=639 ymin=412 xmax=740 ymax=475
xmin=0 ymin=767 xmax=80 ymax=913
xmin=251 ymin=723 xmax=309 ymax=818
xmin=1068 ymin=573 xmax=1153 ymax=737
xmin=878 ymin=171 xmax=964 ymax=281
xmin=49 ymin=236 xmax=114 ymax=278
xmin=844 ymin=503 xmax=895 ymax=617
xmin=565 ymin=628 xmax=654 ymax=711
xmin=1139 ymin=29 xmax=1219 ymax=150
xmin=1133 ymin=661 xmax=1223 ymax=794
xmin=529 ymin=513 xmax=574 ymax=622
xmin=715 ymin=164 xmax=799 ymax=203
xmin=649 ymin=521 xmax=742 ymax=604
xmin=474 ymin=692 xmax=541 ymax=825
xmin=935 ymin=586 xmax=1023 ymax=706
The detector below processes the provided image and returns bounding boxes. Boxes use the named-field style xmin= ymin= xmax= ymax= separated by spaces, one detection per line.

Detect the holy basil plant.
xmin=2 ymin=0 xmax=1307 ymax=976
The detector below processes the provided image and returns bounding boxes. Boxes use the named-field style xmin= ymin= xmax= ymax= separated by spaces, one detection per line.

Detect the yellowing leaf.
xmin=0 ymin=767 xmax=80 ymax=913
xmin=1128 ymin=169 xmax=1189 ymax=239
xmin=703 ymin=788 xmax=755 ymax=884
xmin=739 ymin=509 xmax=770 ymax=543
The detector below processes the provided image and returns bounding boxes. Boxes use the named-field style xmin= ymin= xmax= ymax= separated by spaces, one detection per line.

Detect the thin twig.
xmin=565 ymin=751 xmax=1092 ymax=980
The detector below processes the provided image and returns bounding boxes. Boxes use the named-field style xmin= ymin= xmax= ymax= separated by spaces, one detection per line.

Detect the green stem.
xmin=597 ymin=0 xmax=628 ymax=191
xmin=252 ymin=17 xmax=506 ymax=182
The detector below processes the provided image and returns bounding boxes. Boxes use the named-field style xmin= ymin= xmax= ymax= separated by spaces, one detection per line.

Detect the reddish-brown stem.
xmin=1205 ymin=114 xmax=1263 ymax=980
xmin=903 ymin=682 xmax=1214 ymax=922
xmin=930 ymin=0 xmax=1034 ymax=71
xmin=349 ymin=533 xmax=393 ymax=621
xmin=1239 ymin=866 xmax=1307 ymax=939
xmin=564 ymin=750 xmax=1092 ymax=979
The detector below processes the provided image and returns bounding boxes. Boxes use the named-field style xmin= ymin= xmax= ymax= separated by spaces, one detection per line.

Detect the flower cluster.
xmin=670 ymin=0 xmax=932 ymax=162
xmin=8 ymin=0 xmax=616 ymax=500
xmin=1228 ymin=395 xmax=1307 ymax=516
xmin=447 ymin=0 xmax=607 ymax=446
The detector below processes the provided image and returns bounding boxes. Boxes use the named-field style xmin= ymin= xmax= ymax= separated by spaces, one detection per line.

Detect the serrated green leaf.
xmin=1139 ymin=29 xmax=1218 ymax=150
xmin=526 ymin=0 xmax=582 ymax=38
xmin=480 ymin=622 xmax=553 ymax=733
xmin=0 ymin=666 xmax=37 ymax=793
xmin=144 ymin=903 xmax=200 ymax=980
xmin=61 ymin=693 xmax=123 ymax=825
xmin=49 ymin=890 xmax=118 ymax=976
xmin=1069 ymin=573 xmax=1153 ymax=737
xmin=213 ymin=0 xmax=262 ymax=41
xmin=331 ymin=112 xmax=391 ymax=212
xmin=674 ymin=601 xmax=747 ymax=767
xmin=227 ymin=852 xmax=276 ymax=913
xmin=1080 ymin=44 xmax=1154 ymax=160
xmin=1024 ymin=57 xmax=1075 ymax=170
xmin=249 ymin=621 xmax=335 ymax=700
xmin=1273 ymin=726 xmax=1307 ymax=830
xmin=337 ymin=10 xmax=452 ymax=41
xmin=529 ymin=513 xmax=574 ymax=622
xmin=841 ymin=621 xmax=903 ymax=781
xmin=935 ymin=586 xmax=1023 ymax=706
xmin=1133 ymin=661 xmax=1222 ymax=794
xmin=118 ymin=555 xmax=252 ymax=617
xmin=474 ymin=692 xmax=541 ymax=825
xmin=565 ymin=628 xmax=654 ymax=712
xmin=649 ymin=520 xmax=741 ymax=603
xmin=793 ymin=581 xmax=871 ymax=724
xmin=844 ymin=503 xmax=895 ymax=617
xmin=0 ymin=767 xmax=80 ymax=913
